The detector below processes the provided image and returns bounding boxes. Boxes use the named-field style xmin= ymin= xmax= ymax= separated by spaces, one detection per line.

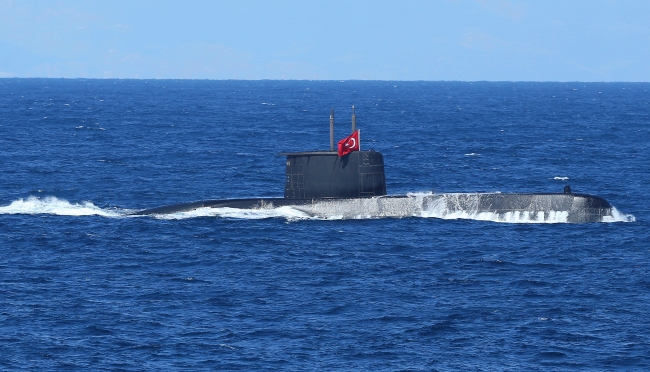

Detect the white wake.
xmin=0 ymin=196 xmax=310 ymax=221
xmin=0 ymin=196 xmax=125 ymax=217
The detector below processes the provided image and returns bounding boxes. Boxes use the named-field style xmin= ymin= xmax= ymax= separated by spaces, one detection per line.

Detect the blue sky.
xmin=0 ymin=0 xmax=648 ymax=81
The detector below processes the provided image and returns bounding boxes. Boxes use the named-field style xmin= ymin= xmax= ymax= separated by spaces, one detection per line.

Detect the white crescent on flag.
xmin=337 ymin=130 xmax=360 ymax=156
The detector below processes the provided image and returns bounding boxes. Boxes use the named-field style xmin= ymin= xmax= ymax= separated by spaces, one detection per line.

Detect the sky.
xmin=0 ymin=0 xmax=649 ymax=81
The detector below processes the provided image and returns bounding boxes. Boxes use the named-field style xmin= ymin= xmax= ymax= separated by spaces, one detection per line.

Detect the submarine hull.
xmin=131 ymin=192 xmax=613 ymax=223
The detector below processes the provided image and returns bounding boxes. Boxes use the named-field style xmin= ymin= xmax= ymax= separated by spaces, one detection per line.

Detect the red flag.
xmin=337 ymin=130 xmax=360 ymax=156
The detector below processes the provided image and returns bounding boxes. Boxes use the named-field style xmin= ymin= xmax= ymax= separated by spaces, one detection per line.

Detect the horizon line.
xmin=0 ymin=77 xmax=648 ymax=84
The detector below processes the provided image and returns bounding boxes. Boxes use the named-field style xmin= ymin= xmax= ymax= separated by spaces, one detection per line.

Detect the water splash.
xmin=603 ymin=207 xmax=636 ymax=223
xmin=154 ymin=206 xmax=310 ymax=220
xmin=416 ymin=192 xmax=568 ymax=223
xmin=0 ymin=196 xmax=124 ymax=217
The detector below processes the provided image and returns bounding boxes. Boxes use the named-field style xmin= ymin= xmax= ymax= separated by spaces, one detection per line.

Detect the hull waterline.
xmin=131 ymin=192 xmax=613 ymax=223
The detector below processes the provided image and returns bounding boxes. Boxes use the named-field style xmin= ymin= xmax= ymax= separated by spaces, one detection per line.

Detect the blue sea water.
xmin=0 ymin=79 xmax=649 ymax=370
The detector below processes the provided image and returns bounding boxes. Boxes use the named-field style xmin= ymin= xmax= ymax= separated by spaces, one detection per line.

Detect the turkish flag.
xmin=337 ymin=130 xmax=360 ymax=156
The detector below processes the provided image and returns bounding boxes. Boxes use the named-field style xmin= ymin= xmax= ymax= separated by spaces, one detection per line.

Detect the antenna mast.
xmin=329 ymin=109 xmax=335 ymax=151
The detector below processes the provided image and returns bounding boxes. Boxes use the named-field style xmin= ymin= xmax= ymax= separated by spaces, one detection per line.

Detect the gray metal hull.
xmin=132 ymin=192 xmax=613 ymax=223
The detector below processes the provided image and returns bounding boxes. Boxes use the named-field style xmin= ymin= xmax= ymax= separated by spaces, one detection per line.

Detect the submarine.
xmin=133 ymin=108 xmax=615 ymax=223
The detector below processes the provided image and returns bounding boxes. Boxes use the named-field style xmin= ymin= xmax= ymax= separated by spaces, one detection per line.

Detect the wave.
xmin=0 ymin=195 xmax=636 ymax=224
xmin=0 ymin=196 xmax=125 ymax=217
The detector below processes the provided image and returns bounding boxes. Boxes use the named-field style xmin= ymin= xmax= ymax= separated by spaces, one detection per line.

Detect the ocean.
xmin=0 ymin=79 xmax=648 ymax=370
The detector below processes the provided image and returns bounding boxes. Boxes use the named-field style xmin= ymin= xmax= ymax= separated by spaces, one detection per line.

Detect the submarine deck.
xmin=131 ymin=192 xmax=613 ymax=223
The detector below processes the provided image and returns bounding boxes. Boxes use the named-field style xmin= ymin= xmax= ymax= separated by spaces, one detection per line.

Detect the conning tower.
xmin=282 ymin=107 xmax=387 ymax=199
xmin=283 ymin=151 xmax=387 ymax=199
